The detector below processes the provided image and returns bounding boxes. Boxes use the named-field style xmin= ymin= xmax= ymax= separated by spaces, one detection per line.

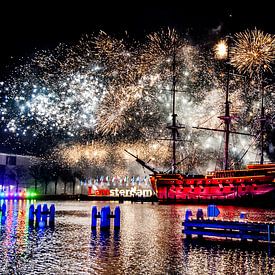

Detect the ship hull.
xmin=157 ymin=184 xmax=275 ymax=200
xmin=156 ymin=192 xmax=275 ymax=206
xmin=156 ymin=184 xmax=275 ymax=204
xmin=150 ymin=165 xmax=275 ymax=205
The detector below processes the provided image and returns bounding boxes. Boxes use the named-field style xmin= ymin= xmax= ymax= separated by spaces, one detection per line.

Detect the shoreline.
xmin=32 ymin=194 xmax=159 ymax=203
xmin=22 ymin=194 xmax=275 ymax=208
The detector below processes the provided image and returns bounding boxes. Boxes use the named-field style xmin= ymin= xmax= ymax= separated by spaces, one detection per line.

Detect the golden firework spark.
xmin=96 ymin=85 xmax=143 ymax=135
xmin=56 ymin=141 xmax=109 ymax=167
xmin=214 ymin=40 xmax=228 ymax=60
xmin=230 ymin=29 xmax=275 ymax=77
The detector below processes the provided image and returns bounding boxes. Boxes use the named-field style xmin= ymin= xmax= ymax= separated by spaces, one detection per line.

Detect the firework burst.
xmin=0 ymin=28 xmax=274 ymax=174
xmin=230 ymin=29 xmax=275 ymax=78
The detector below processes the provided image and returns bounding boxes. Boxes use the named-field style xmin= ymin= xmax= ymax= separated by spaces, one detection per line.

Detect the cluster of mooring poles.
xmin=91 ymin=205 xmax=120 ymax=230
xmin=29 ymin=204 xmax=55 ymax=228
xmin=2 ymin=203 xmax=123 ymax=232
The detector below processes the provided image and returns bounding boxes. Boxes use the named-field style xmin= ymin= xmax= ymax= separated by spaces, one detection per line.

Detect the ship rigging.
xmin=126 ymin=32 xmax=275 ymax=203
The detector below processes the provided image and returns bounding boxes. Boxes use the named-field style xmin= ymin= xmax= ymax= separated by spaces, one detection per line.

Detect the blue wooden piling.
xmin=35 ymin=204 xmax=41 ymax=227
xmin=239 ymin=212 xmax=247 ymax=220
xmin=29 ymin=204 xmax=35 ymax=226
xmin=105 ymin=205 xmax=111 ymax=228
xmin=185 ymin=209 xmax=192 ymax=220
xmin=207 ymin=204 xmax=220 ymax=218
xmin=91 ymin=206 xmax=97 ymax=229
xmin=196 ymin=208 xmax=204 ymax=220
xmin=40 ymin=204 xmax=48 ymax=227
xmin=100 ymin=206 xmax=107 ymax=230
xmin=100 ymin=205 xmax=111 ymax=230
xmin=49 ymin=204 xmax=55 ymax=227
xmin=1 ymin=203 xmax=6 ymax=216
xmin=184 ymin=209 xmax=193 ymax=239
xmin=1 ymin=203 xmax=7 ymax=225
xmin=114 ymin=206 xmax=120 ymax=229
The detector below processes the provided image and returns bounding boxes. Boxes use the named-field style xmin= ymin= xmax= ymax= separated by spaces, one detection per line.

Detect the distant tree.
xmin=4 ymin=166 xmax=16 ymax=192
xmin=0 ymin=165 xmax=5 ymax=191
xmin=49 ymin=161 xmax=63 ymax=195
xmin=39 ymin=161 xmax=52 ymax=195
xmin=59 ymin=167 xmax=74 ymax=194
xmin=72 ymin=169 xmax=85 ymax=195
xmin=15 ymin=165 xmax=29 ymax=192
xmin=29 ymin=163 xmax=42 ymax=192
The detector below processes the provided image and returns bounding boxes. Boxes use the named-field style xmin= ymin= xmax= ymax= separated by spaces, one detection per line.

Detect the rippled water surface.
xmin=0 ymin=200 xmax=274 ymax=274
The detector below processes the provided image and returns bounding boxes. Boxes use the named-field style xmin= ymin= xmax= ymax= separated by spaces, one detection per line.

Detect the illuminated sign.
xmin=88 ymin=187 xmax=153 ymax=197
xmin=110 ymin=187 xmax=153 ymax=197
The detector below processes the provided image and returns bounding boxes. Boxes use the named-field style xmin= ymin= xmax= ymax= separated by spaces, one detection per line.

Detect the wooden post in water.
xmin=1 ymin=202 xmax=6 ymax=216
xmin=40 ymin=204 xmax=48 ymax=227
xmin=100 ymin=206 xmax=110 ymax=230
xmin=91 ymin=206 xmax=98 ymax=229
xmin=35 ymin=204 xmax=41 ymax=227
xmin=1 ymin=203 xmax=7 ymax=225
xmin=185 ymin=209 xmax=193 ymax=239
xmin=114 ymin=206 xmax=120 ymax=230
xmin=49 ymin=204 xmax=55 ymax=227
xmin=29 ymin=204 xmax=35 ymax=226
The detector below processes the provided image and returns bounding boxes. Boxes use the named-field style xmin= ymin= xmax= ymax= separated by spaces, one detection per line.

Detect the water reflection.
xmin=0 ymin=200 xmax=273 ymax=274
xmin=0 ymin=200 xmax=31 ymax=273
xmin=182 ymin=238 xmax=274 ymax=274
xmin=90 ymin=229 xmax=121 ymax=273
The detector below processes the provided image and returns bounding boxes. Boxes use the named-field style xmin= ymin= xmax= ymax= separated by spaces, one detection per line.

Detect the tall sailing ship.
xmin=127 ymin=37 xmax=275 ymax=203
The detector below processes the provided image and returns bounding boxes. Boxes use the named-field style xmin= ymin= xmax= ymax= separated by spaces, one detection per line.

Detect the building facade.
xmin=0 ymin=152 xmax=37 ymax=192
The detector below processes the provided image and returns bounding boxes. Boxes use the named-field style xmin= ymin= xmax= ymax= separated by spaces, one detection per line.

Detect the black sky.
xmin=0 ymin=1 xmax=274 ymax=76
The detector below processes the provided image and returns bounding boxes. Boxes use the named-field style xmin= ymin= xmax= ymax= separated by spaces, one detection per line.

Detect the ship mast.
xmin=194 ymin=37 xmax=234 ymax=170
xmin=171 ymin=44 xmax=177 ymax=173
xmin=260 ymin=77 xmax=265 ymax=164
xmin=220 ymin=38 xmax=267 ymax=167
xmin=166 ymin=42 xmax=181 ymax=174
xmin=126 ymin=37 xmax=183 ymax=175
xmin=219 ymin=37 xmax=231 ymax=170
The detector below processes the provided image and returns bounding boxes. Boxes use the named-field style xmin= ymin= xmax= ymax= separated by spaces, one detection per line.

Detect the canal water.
xmin=0 ymin=200 xmax=274 ymax=274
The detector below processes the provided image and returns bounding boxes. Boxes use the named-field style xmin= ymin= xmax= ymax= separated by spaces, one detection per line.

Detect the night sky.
xmin=0 ymin=1 xmax=274 ymax=157
xmin=0 ymin=2 xmax=274 ymax=76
